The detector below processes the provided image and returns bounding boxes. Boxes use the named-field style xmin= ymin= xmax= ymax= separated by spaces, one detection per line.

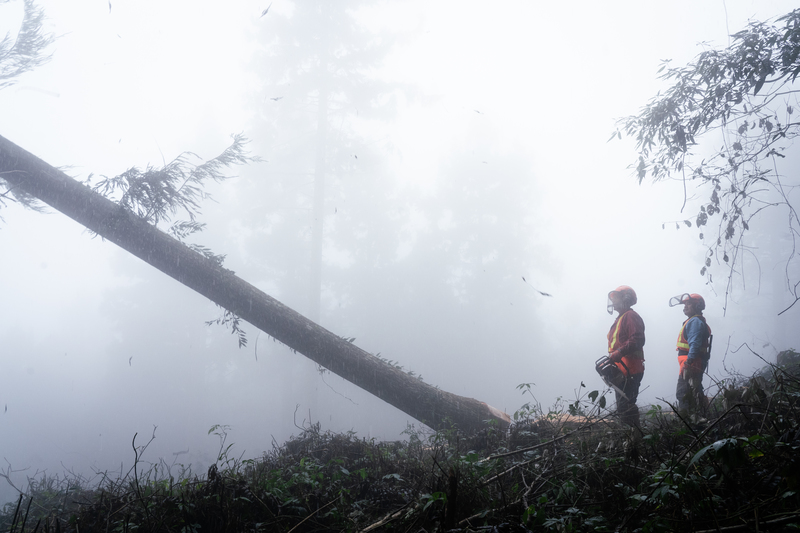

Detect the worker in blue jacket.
xmin=670 ymin=293 xmax=712 ymax=414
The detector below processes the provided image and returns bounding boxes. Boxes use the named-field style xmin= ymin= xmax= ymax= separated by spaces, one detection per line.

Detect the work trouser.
xmin=615 ymin=373 xmax=643 ymax=427
xmin=676 ymin=370 xmax=706 ymax=414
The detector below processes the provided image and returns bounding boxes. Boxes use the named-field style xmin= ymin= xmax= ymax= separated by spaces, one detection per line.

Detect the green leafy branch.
xmin=615 ymin=8 xmax=800 ymax=310
xmin=205 ymin=308 xmax=248 ymax=348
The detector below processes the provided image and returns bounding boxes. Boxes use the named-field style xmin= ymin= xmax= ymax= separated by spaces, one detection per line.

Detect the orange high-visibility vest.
xmin=608 ymin=310 xmax=644 ymax=376
xmin=608 ymin=312 xmax=625 ymax=352
xmin=676 ymin=315 xmax=711 ymax=357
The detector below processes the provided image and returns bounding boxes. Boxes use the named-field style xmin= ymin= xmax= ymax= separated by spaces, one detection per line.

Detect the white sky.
xmin=1 ymin=0 xmax=799 ymax=501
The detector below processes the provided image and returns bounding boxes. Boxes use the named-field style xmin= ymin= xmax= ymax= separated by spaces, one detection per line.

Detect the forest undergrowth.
xmin=2 ymin=351 xmax=800 ymax=533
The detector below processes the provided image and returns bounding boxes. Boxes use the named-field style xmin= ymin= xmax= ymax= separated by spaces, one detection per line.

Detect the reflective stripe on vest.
xmin=608 ymin=311 xmax=644 ymax=361
xmin=676 ymin=315 xmax=711 ymax=356
xmin=608 ymin=310 xmax=627 ymax=351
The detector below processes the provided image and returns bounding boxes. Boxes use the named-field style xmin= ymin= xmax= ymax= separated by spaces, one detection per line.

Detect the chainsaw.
xmin=595 ymin=356 xmax=630 ymax=401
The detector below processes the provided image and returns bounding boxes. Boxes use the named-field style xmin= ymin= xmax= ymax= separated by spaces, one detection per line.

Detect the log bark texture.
xmin=0 ymin=134 xmax=510 ymax=433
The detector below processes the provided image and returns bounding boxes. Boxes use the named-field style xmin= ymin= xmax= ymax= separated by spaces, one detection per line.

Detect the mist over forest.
xmin=1 ymin=0 xmax=799 ymax=507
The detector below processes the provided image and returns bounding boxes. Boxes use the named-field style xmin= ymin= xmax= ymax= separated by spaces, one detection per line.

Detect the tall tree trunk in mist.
xmin=0 ymin=134 xmax=511 ymax=434
xmin=304 ymin=26 xmax=331 ymax=418
xmin=309 ymin=42 xmax=329 ymax=325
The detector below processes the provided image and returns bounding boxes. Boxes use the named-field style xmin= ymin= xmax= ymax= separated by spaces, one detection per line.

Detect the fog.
xmin=1 ymin=0 xmax=799 ymax=505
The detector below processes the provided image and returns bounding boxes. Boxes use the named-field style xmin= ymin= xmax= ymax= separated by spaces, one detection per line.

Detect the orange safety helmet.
xmin=668 ymin=293 xmax=705 ymax=311
xmin=607 ymin=285 xmax=637 ymax=315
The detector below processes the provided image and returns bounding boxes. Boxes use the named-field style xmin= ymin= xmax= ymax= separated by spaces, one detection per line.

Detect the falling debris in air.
xmin=522 ymin=276 xmax=553 ymax=297
xmin=260 ymin=2 xmax=272 ymax=18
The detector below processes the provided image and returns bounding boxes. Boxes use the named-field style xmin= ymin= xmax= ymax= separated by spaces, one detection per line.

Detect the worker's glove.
xmin=681 ymin=360 xmax=700 ymax=381
xmin=609 ymin=350 xmax=621 ymax=362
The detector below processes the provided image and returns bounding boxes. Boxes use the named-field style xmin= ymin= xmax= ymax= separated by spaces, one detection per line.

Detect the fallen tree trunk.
xmin=0 ymin=134 xmax=510 ymax=433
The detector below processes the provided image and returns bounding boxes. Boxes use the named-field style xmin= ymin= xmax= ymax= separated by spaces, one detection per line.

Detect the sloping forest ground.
xmin=2 ymin=351 xmax=800 ymax=533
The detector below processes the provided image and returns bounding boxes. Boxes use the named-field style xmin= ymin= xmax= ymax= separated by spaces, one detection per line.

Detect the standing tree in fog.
xmin=617 ymin=8 xmax=800 ymax=313
xmin=244 ymin=1 xmax=399 ymax=322
xmin=239 ymin=1 xmax=405 ymax=417
xmin=241 ymin=4 xmax=549 ymax=404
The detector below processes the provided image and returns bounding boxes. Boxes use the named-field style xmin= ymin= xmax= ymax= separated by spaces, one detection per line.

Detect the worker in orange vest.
xmin=670 ymin=293 xmax=712 ymax=415
xmin=606 ymin=286 xmax=646 ymax=427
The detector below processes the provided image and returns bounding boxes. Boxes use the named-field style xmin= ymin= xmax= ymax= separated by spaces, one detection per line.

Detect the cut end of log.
xmin=481 ymin=402 xmax=511 ymax=425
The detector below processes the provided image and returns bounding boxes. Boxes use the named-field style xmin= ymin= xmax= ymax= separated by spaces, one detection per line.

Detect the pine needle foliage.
xmin=0 ymin=0 xmax=53 ymax=90
xmin=89 ymin=133 xmax=256 ymax=228
xmin=88 ymin=134 xmax=260 ymax=344
xmin=2 ymin=355 xmax=800 ymax=532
